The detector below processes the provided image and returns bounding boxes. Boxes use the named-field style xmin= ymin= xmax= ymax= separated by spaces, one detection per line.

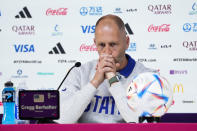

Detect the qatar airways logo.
xmin=148 ymin=24 xmax=170 ymax=32
xmin=183 ymin=41 xmax=197 ymax=51
xmin=148 ymin=4 xmax=172 ymax=14
xmin=46 ymin=8 xmax=67 ymax=16
xmin=80 ymin=43 xmax=97 ymax=51
xmin=12 ymin=25 xmax=35 ymax=35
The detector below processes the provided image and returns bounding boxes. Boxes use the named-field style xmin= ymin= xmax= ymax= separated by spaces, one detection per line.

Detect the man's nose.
xmin=104 ymin=45 xmax=112 ymax=54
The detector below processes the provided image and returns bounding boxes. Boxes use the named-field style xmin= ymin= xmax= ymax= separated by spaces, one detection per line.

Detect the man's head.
xmin=94 ymin=14 xmax=130 ymax=70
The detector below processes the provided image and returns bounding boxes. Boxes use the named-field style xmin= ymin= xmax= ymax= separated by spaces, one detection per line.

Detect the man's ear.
xmin=125 ymin=36 xmax=130 ymax=50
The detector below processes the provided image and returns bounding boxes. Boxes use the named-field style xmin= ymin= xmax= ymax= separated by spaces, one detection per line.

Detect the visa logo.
xmin=14 ymin=44 xmax=35 ymax=52
xmin=81 ymin=25 xmax=95 ymax=33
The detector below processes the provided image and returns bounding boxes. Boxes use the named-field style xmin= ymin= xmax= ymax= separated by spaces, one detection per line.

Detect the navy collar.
xmin=118 ymin=54 xmax=136 ymax=78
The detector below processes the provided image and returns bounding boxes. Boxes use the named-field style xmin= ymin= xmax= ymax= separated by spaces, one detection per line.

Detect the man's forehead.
xmin=96 ymin=19 xmax=119 ymax=30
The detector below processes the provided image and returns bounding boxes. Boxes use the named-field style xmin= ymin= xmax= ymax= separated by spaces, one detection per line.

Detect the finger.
xmin=100 ymin=53 xmax=113 ymax=58
xmin=102 ymin=67 xmax=114 ymax=73
xmin=103 ymin=57 xmax=115 ymax=65
xmin=101 ymin=60 xmax=116 ymax=70
xmin=97 ymin=60 xmax=114 ymax=71
xmin=116 ymin=63 xmax=120 ymax=68
xmin=99 ymin=54 xmax=113 ymax=61
xmin=98 ymin=58 xmax=115 ymax=68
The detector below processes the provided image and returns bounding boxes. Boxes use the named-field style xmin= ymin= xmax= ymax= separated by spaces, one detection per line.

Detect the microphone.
xmin=57 ymin=62 xmax=81 ymax=91
xmin=75 ymin=62 xmax=81 ymax=67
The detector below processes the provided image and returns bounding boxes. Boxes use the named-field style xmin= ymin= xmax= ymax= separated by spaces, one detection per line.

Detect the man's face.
xmin=94 ymin=20 xmax=129 ymax=65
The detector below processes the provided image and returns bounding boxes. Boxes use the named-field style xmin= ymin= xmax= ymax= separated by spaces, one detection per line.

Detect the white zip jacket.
xmin=55 ymin=54 xmax=156 ymax=123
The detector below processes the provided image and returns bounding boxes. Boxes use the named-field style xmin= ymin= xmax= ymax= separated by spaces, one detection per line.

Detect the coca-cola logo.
xmin=148 ymin=4 xmax=172 ymax=14
xmin=183 ymin=41 xmax=197 ymax=51
xmin=46 ymin=8 xmax=67 ymax=16
xmin=148 ymin=24 xmax=170 ymax=32
xmin=80 ymin=43 xmax=97 ymax=51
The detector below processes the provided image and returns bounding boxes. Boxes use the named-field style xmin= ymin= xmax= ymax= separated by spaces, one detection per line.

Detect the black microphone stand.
xmin=37 ymin=119 xmax=58 ymax=124
xmin=37 ymin=62 xmax=81 ymax=124
xmin=57 ymin=62 xmax=81 ymax=91
xmin=139 ymin=116 xmax=160 ymax=123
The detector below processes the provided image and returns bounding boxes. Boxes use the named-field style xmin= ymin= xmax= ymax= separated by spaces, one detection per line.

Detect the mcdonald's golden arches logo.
xmin=173 ymin=83 xmax=184 ymax=93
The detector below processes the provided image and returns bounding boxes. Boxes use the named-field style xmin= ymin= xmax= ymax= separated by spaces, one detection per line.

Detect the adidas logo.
xmin=49 ymin=42 xmax=66 ymax=54
xmin=15 ymin=7 xmax=32 ymax=18
xmin=125 ymin=23 xmax=134 ymax=35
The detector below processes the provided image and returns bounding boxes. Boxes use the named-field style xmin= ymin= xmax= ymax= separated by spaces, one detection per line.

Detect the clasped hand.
xmin=91 ymin=54 xmax=120 ymax=88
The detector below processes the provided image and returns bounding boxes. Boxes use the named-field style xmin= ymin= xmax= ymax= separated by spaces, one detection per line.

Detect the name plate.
xmin=19 ymin=90 xmax=59 ymax=120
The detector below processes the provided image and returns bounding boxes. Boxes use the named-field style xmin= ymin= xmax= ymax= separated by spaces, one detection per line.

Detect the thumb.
xmin=116 ymin=63 xmax=120 ymax=69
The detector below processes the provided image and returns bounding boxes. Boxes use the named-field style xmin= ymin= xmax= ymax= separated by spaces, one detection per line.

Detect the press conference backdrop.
xmin=0 ymin=0 xmax=197 ymax=115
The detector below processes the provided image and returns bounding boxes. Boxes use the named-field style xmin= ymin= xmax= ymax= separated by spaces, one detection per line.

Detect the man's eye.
xmin=110 ymin=43 xmax=116 ymax=47
xmin=99 ymin=43 xmax=105 ymax=47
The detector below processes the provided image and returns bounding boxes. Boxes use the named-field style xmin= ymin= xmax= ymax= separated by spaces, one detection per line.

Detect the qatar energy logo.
xmin=189 ymin=2 xmax=197 ymax=15
xmin=52 ymin=25 xmax=63 ymax=36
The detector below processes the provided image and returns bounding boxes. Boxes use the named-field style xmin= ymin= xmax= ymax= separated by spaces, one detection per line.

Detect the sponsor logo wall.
xmin=0 ymin=0 xmax=197 ymax=114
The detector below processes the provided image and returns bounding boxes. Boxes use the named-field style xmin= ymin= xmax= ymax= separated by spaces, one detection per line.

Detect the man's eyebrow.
xmin=109 ymin=42 xmax=117 ymax=44
xmin=109 ymin=41 xmax=119 ymax=44
xmin=97 ymin=41 xmax=119 ymax=44
xmin=98 ymin=42 xmax=105 ymax=44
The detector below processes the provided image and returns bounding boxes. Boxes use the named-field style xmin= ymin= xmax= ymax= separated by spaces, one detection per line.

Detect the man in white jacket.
xmin=57 ymin=14 xmax=155 ymax=123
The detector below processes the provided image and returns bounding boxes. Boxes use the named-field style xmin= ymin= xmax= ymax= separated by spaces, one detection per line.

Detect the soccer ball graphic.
xmin=126 ymin=72 xmax=173 ymax=117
